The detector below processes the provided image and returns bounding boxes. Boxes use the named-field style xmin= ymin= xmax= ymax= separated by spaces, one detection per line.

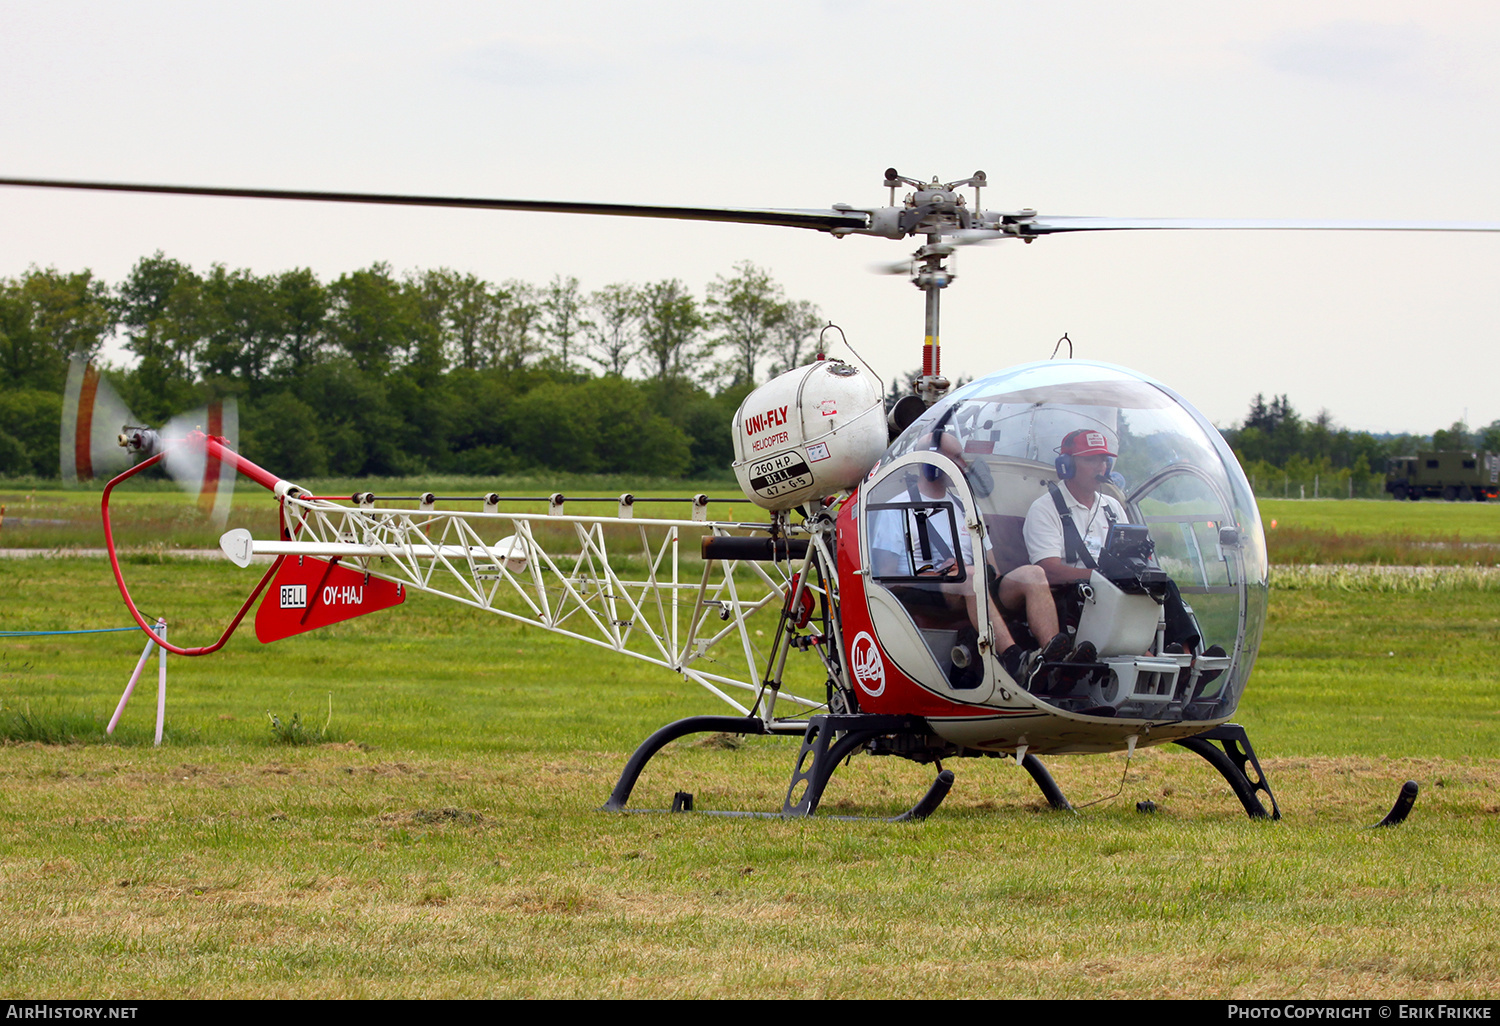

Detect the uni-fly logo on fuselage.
xmin=744 ymin=405 xmax=790 ymax=436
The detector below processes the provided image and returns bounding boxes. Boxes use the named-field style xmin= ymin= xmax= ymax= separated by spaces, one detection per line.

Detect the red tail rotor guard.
xmin=101 ymin=432 xmax=289 ymax=656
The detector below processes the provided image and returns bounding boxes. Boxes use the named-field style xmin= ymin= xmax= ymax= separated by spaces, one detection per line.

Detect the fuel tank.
xmin=731 ymin=358 xmax=886 ymax=511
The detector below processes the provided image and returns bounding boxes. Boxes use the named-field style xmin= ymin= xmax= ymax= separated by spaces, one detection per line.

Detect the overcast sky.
xmin=3 ymin=1 xmax=1498 ymax=434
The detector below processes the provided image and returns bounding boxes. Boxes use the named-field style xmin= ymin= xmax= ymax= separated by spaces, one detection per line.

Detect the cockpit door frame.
xmin=860 ymin=449 xmax=997 ymax=704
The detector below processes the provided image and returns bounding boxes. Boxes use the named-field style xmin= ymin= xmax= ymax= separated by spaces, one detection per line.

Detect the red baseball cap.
xmin=1058 ymin=429 xmax=1116 ymax=457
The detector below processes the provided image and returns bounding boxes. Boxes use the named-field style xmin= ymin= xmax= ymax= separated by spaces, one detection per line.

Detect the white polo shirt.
xmin=868 ymin=484 xmax=980 ymax=572
xmin=1023 ymin=485 xmax=1128 ymax=567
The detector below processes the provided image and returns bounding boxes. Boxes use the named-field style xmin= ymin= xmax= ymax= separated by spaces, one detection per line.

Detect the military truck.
xmin=1386 ymin=451 xmax=1500 ymax=501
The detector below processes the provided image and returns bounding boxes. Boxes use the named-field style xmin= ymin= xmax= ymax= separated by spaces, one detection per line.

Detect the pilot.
xmin=1023 ymin=428 xmax=1202 ymax=660
xmin=870 ymin=429 xmax=1069 ymax=682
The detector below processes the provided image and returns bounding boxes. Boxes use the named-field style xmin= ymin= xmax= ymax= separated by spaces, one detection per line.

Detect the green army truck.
xmin=1386 ymin=451 xmax=1500 ymax=501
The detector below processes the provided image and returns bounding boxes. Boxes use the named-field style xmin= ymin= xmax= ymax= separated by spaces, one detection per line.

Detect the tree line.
xmin=0 ymin=256 xmax=828 ymax=480
xmin=1220 ymin=394 xmax=1500 ymax=499
xmin=4 ymin=258 xmax=1486 ymax=495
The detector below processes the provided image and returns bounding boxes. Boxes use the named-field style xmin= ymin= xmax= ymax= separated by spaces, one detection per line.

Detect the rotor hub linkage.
xmin=882 ymin=170 xmax=991 ymax=408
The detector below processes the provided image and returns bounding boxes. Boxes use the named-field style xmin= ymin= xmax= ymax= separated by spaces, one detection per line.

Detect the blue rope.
xmin=0 ymin=627 xmax=148 ymax=637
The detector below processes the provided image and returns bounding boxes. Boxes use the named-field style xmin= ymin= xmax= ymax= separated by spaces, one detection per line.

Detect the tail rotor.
xmin=61 ymin=356 xmax=240 ymax=524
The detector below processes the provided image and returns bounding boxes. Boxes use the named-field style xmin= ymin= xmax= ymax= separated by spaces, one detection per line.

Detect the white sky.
xmin=3 ymin=0 xmax=1499 ymax=433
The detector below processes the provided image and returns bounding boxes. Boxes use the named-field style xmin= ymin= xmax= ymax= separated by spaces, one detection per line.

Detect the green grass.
xmin=1259 ymin=498 xmax=1500 ymax=541
xmin=2 ymin=555 xmax=1499 ymax=997
xmin=1259 ymin=499 xmax=1500 ymax=565
xmin=0 ymin=475 xmax=748 ymax=551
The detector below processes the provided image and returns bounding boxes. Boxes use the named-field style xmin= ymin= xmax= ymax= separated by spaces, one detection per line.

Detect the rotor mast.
xmin=882 ymin=170 xmax=988 ymax=406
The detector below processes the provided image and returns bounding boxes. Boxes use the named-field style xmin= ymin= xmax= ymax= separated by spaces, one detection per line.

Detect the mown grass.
xmin=1261 ymin=498 xmax=1500 ymax=566
xmin=11 ymin=485 xmax=1500 ymax=568
xmin=0 ymin=474 xmax=747 ymax=552
xmin=1259 ymin=498 xmax=1500 ymax=540
xmin=1267 ymin=526 xmax=1500 ymax=566
xmin=1 ymin=554 xmax=1499 ymax=998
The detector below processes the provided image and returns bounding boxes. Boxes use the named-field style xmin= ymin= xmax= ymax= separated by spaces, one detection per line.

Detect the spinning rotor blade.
xmin=869 ymin=215 xmax=1500 ymax=273
xmin=60 ymin=357 xmax=133 ymax=483
xmin=60 ymin=356 xmax=238 ymax=523
xmin=9 ymin=175 xmax=1500 ymax=242
xmin=1009 ymin=215 xmax=1500 ymax=236
xmin=161 ymin=400 xmax=239 ymax=526
xmin=0 ymin=176 xmax=871 ymax=234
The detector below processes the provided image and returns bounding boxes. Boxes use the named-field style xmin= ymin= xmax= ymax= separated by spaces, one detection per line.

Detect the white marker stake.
xmin=155 ymin=623 xmax=167 ymax=746
xmin=107 ymin=636 xmax=155 ymax=735
xmin=108 ymin=618 xmax=165 ymax=735
xmin=108 ymin=621 xmax=163 ymax=732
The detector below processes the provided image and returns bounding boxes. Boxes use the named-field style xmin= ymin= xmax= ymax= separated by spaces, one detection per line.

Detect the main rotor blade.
xmin=0 ymin=176 xmax=870 ymax=234
xmin=1020 ymin=215 xmax=1500 ymax=235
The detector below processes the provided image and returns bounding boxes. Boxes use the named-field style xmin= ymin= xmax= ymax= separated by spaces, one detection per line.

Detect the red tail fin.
xmin=255 ymin=556 xmax=405 ymax=643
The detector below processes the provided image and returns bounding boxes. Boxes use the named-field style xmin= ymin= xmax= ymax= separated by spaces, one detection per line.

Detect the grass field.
xmin=1259 ymin=498 xmax=1500 ymax=565
xmin=0 ymin=475 xmax=747 ymax=552
xmin=10 ymin=484 xmax=1500 ymax=565
xmin=2 ymin=488 xmax=1499 ymax=998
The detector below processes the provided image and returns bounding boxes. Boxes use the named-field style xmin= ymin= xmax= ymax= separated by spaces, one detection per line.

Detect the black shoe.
xmin=999 ymin=643 xmax=1027 ymax=681
xmin=1037 ymin=632 xmax=1072 ymax=665
xmin=1067 ymin=640 xmax=1097 ymax=665
xmin=1017 ymin=633 xmax=1071 ymax=687
xmin=1196 ymin=645 xmax=1228 ymax=687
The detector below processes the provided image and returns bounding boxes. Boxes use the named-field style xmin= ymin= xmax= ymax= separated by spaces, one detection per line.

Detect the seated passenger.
xmin=870 ymin=429 xmax=1069 ymax=681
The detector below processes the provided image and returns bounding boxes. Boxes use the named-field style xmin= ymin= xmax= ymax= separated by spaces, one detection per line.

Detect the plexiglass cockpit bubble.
xmin=873 ymin=360 xmax=1267 ymax=723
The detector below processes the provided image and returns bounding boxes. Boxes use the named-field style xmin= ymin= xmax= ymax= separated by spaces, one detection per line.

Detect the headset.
xmin=921 ymin=407 xmax=958 ymax=483
xmin=1055 ymin=429 xmax=1115 ymax=482
xmin=919 ymin=407 xmax=994 ymax=497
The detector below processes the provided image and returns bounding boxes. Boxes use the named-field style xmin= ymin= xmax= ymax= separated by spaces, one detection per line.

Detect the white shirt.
xmin=868 ymin=484 xmax=982 ymax=575
xmin=1024 ymin=485 xmax=1128 ymax=567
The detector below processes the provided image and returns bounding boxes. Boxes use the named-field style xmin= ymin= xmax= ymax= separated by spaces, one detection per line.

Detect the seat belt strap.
xmin=1048 ymin=481 xmax=1097 ymax=570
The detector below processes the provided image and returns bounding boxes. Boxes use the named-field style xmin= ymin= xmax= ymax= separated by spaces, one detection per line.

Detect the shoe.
xmin=1037 ymin=632 xmax=1072 ymax=665
xmin=1020 ymin=633 xmax=1068 ymax=681
xmin=1196 ymin=644 xmax=1227 ymax=687
xmin=1067 ymin=640 xmax=1097 ymax=665
xmin=999 ymin=644 xmax=1026 ymax=681
xmin=1016 ymin=633 xmax=1071 ymax=686
xmin=1164 ymin=642 xmax=1187 ymax=655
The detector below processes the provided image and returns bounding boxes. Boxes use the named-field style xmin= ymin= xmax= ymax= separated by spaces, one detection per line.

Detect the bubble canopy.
xmin=880 ymin=360 xmax=1267 ymax=722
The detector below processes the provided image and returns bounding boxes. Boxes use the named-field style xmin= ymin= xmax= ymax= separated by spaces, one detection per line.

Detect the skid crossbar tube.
xmin=1021 ymin=753 xmax=1072 ymax=811
xmin=604 ymin=715 xmax=781 ymax=810
xmin=1372 ymin=781 xmax=1420 ymax=828
xmin=604 ymin=713 xmax=957 ymax=822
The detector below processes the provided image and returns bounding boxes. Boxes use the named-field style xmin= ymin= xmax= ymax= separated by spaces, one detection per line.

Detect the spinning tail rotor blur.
xmin=61 ymin=356 xmax=239 ymax=525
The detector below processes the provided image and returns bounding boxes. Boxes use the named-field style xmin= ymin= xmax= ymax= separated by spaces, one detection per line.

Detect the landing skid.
xmin=604 ymin=712 xmax=1068 ymax=821
xmin=1173 ymin=723 xmax=1281 ymax=820
xmin=781 ymin=714 xmax=944 ymax=820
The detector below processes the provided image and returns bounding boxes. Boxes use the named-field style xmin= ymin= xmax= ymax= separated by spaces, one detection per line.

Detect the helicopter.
xmin=4 ymin=168 xmax=1486 ymax=824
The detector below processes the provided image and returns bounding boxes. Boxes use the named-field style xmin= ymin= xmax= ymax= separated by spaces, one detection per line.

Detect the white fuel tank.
xmin=731 ymin=359 xmax=887 ymax=511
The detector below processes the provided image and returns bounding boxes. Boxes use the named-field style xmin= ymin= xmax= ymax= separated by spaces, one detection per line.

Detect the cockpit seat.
xmin=982 ymin=510 xmax=1086 ymax=642
xmin=983 ymin=513 xmax=1031 ymax=579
